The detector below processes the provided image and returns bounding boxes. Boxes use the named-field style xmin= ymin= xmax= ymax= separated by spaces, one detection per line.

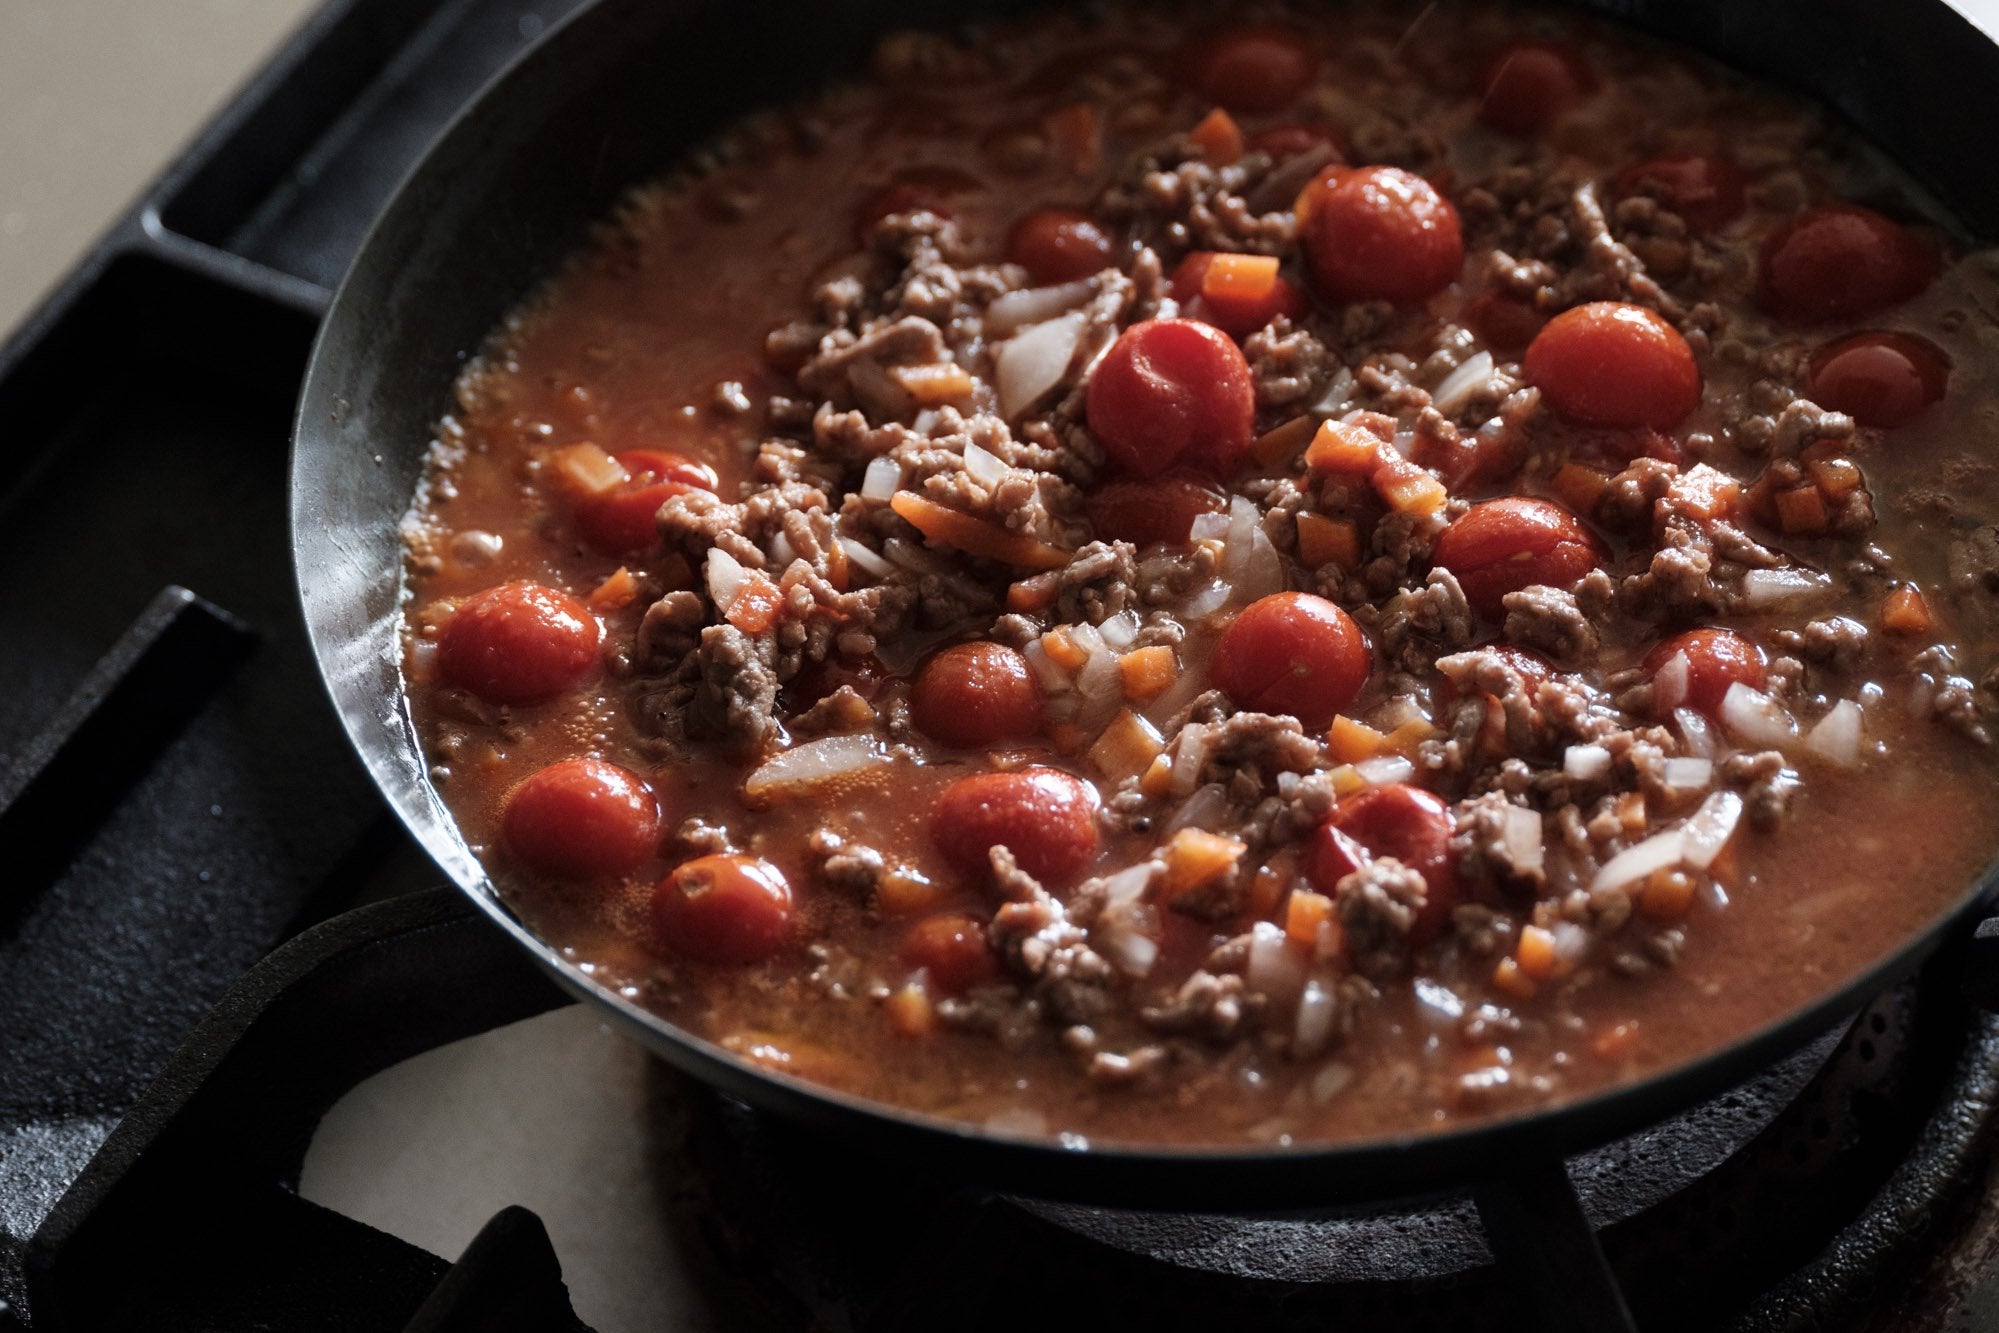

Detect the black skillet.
xmin=292 ymin=0 xmax=1999 ymax=1210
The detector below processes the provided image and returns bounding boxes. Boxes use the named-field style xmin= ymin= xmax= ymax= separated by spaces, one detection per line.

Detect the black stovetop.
xmin=7 ymin=2 xmax=1999 ymax=1329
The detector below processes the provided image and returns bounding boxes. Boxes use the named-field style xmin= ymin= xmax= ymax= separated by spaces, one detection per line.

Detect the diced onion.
xmin=1431 ymin=350 xmax=1494 ymax=416
xmin=1653 ymin=652 xmax=1691 ymax=714
xmin=1179 ymin=579 xmax=1232 ymax=621
xmin=861 ymin=456 xmax=902 ymax=501
xmin=986 ymin=279 xmax=1096 ymax=333
xmin=995 ymin=312 xmax=1084 ymax=418
xmin=1247 ymin=921 xmax=1307 ymax=1005
xmin=1355 ymin=754 xmax=1416 ymax=786
xmin=1101 ymin=929 xmax=1158 ymax=977
xmin=1099 ymin=863 xmax=1154 ymax=907
xmin=705 ymin=547 xmax=749 ymax=611
xmin=1564 ymin=744 xmax=1611 ymax=782
xmin=1022 ymin=638 xmax=1072 ymax=693
xmin=1310 ymin=367 xmax=1355 ymax=416
xmin=1223 ymin=496 xmax=1258 ymax=575
xmin=1720 ymin=681 xmax=1798 ymax=748
xmin=1188 ymin=511 xmax=1231 ymax=542
xmin=768 ymin=530 xmax=797 ymax=569
xmin=837 ymin=536 xmax=894 ymax=579
xmin=1741 ymin=567 xmax=1832 ymax=610
xmin=1805 ymin=699 xmax=1864 ymax=768
xmin=1413 ymin=976 xmax=1464 ymax=1022
xmin=1552 ymin=921 xmax=1591 ymax=966
xmin=1662 ymin=757 xmax=1714 ymax=791
xmin=1098 ymin=610 xmax=1141 ymax=650
xmin=1076 ymin=648 xmax=1124 ymax=713
xmin=1233 ymin=527 xmax=1286 ymax=603
xmin=1310 ymin=1062 xmax=1354 ymax=1105
xmin=1165 ymin=782 xmax=1229 ymax=833
xmin=963 ymin=440 xmax=1009 ymax=489
xmin=1681 ymin=789 xmax=1744 ymax=869
xmin=1294 ymin=977 xmax=1336 ymax=1056
xmin=1674 ymin=707 xmax=1715 ymax=759
xmin=1502 ymin=805 xmax=1545 ymax=874
xmin=743 ymin=734 xmax=883 ymax=799
xmin=1591 ymin=828 xmax=1687 ymax=893
xmin=1372 ymin=696 xmax=1429 ymax=732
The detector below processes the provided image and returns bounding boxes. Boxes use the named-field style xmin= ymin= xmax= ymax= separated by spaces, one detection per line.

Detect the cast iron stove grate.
xmin=5 ymin=0 xmax=1999 ymax=1329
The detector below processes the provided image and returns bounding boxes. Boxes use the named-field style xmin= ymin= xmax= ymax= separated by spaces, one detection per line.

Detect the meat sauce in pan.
xmin=400 ymin=2 xmax=1999 ymax=1146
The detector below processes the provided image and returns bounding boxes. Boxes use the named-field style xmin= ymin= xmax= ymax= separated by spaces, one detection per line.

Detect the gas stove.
xmin=8 ymin=1 xmax=1999 ymax=1329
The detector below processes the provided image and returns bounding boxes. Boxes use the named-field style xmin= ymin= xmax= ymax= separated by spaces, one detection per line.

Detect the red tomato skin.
xmin=1210 ymin=591 xmax=1371 ymax=729
xmin=909 ymin=643 xmax=1043 ymax=749
xmin=1644 ymin=628 xmax=1768 ymax=719
xmin=437 ymin=582 xmax=601 ymax=705
xmin=1464 ymin=289 xmax=1547 ymax=355
xmin=1613 ymin=153 xmax=1747 ymax=233
xmin=1169 ymin=252 xmax=1312 ymax=339
xmin=1006 ymin=208 xmax=1116 ymax=283
xmin=1188 ymin=25 xmax=1316 ymax=113
xmin=1807 ymin=330 xmax=1950 ymax=428
xmin=1310 ymin=784 xmax=1460 ymax=944
xmin=1086 ymin=318 xmax=1257 ymax=478
xmin=1248 ymin=123 xmax=1346 ymax=161
xmin=1432 ymin=498 xmax=1606 ymax=620
xmin=1301 ymin=167 xmax=1463 ymax=304
xmin=574 ymin=449 xmax=719 ymax=556
xmin=1085 ymin=472 xmax=1226 ymax=548
xmin=933 ymin=768 xmax=1100 ymax=885
xmin=1477 ymin=40 xmax=1595 ymax=135
xmin=502 ymin=758 xmax=661 ymax=880
xmin=902 ymin=913 xmax=1001 ymax=994
xmin=1524 ymin=302 xmax=1701 ymax=430
xmin=653 ymin=855 xmax=794 ymax=964
xmin=1759 ymin=204 xmax=1934 ymax=323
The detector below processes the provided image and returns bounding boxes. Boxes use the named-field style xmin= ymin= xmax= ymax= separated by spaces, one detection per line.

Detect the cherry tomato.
xmin=437 ymin=582 xmax=601 ymax=705
xmin=1006 ymin=208 xmax=1116 ymax=283
xmin=1086 ymin=318 xmax=1256 ymax=477
xmin=909 ymin=642 xmax=1043 ymax=748
xmin=1524 ymin=302 xmax=1701 ymax=430
xmin=901 ymin=913 xmax=1001 ymax=994
xmin=1612 ymin=153 xmax=1747 ymax=233
xmin=574 ymin=448 xmax=719 ymax=556
xmin=932 ymin=767 xmax=1100 ymax=885
xmin=1300 ymin=166 xmax=1463 ymax=304
xmin=502 ymin=758 xmax=660 ymax=880
xmin=1758 ymin=204 xmax=1934 ymax=323
xmin=1807 ymin=330 xmax=1950 ymax=428
xmin=1187 ymin=25 xmax=1316 ymax=113
xmin=1432 ymin=498 xmax=1606 ymax=620
xmin=1477 ymin=40 xmax=1595 ymax=136
xmin=1309 ymin=783 xmax=1460 ymax=945
xmin=1085 ymin=471 xmax=1225 ymax=548
xmin=1644 ymin=628 xmax=1768 ymax=719
xmin=1210 ymin=591 xmax=1371 ymax=728
xmin=653 ymin=854 xmax=794 ymax=964
xmin=1464 ymin=289 xmax=1547 ymax=355
xmin=1248 ymin=122 xmax=1346 ymax=161
xmin=1169 ymin=251 xmax=1311 ymax=339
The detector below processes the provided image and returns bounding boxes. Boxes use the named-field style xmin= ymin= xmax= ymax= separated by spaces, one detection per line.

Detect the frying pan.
xmin=292 ymin=0 xmax=1999 ymax=1209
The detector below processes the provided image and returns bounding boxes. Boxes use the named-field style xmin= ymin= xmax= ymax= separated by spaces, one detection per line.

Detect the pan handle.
xmin=1474 ymin=1163 xmax=1640 ymax=1333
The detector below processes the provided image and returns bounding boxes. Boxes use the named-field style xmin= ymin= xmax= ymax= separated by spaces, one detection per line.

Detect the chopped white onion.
xmin=1099 ymin=863 xmax=1155 ymax=907
xmin=1674 ymin=707 xmax=1715 ymax=759
xmin=1179 ymin=579 xmax=1232 ymax=621
xmin=1310 ymin=1062 xmax=1354 ymax=1105
xmin=836 ymin=536 xmax=893 ymax=580
xmin=1413 ymin=976 xmax=1465 ymax=1023
xmin=1294 ymin=978 xmax=1337 ymax=1056
xmin=1169 ymin=728 xmax=1214 ymax=797
xmin=1165 ymin=782 xmax=1229 ymax=834
xmin=768 ymin=530 xmax=797 ymax=569
xmin=1076 ymin=648 xmax=1124 ymax=713
xmin=1805 ymin=699 xmax=1864 ymax=768
xmin=985 ymin=279 xmax=1096 ymax=333
xmin=1652 ymin=651 xmax=1691 ymax=714
xmin=860 ymin=456 xmax=901 ymax=501
xmin=1552 ymin=921 xmax=1591 ymax=966
xmin=1246 ymin=921 xmax=1308 ymax=1006
xmin=1098 ymin=610 xmax=1142 ymax=650
xmin=1564 ymin=744 xmax=1611 ymax=782
xmin=743 ymin=734 xmax=883 ymax=799
xmin=1021 ymin=638 xmax=1072 ymax=693
xmin=705 ymin=547 xmax=749 ymax=612
xmin=1389 ymin=428 xmax=1418 ymax=459
xmin=962 ymin=439 xmax=1009 ymax=489
xmin=995 ymin=312 xmax=1084 ymax=419
xmin=1431 ymin=350 xmax=1494 ymax=416
xmin=1741 ymin=567 xmax=1832 ymax=610
xmin=1680 ymin=789 xmax=1744 ymax=869
xmin=1720 ymin=682 xmax=1798 ymax=748
xmin=1662 ymin=757 xmax=1714 ymax=792
xmin=1372 ymin=695 xmax=1429 ymax=732
xmin=1101 ymin=929 xmax=1158 ymax=978
xmin=1188 ymin=511 xmax=1231 ymax=542
xmin=1355 ymin=754 xmax=1416 ymax=787
xmin=1310 ymin=367 xmax=1355 ymax=416
xmin=1233 ymin=528 xmax=1286 ymax=604
xmin=1223 ymin=495 xmax=1258 ymax=575
xmin=1591 ymin=828 xmax=1687 ymax=893
xmin=911 ymin=407 xmax=942 ymax=436
xmin=1502 ymin=805 xmax=1545 ymax=874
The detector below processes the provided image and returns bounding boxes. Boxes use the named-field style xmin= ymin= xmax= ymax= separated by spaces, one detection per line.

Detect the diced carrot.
xmin=1247 ymin=863 xmax=1288 ymax=919
xmin=1883 ymin=584 xmax=1934 ymax=635
xmin=884 ymin=984 xmax=936 ymax=1038
xmin=724 ymin=570 xmax=785 ymax=634
xmin=1492 ymin=956 xmax=1538 ymax=1001
xmin=1638 ymin=867 xmax=1696 ymax=921
xmin=1188 ymin=107 xmax=1244 ymax=164
xmin=1550 ymin=462 xmax=1609 ymax=516
xmin=1140 ymin=753 xmax=1176 ymax=799
xmin=1202 ymin=252 xmax=1281 ymax=303
xmin=1007 ymin=576 xmax=1061 ymax=614
xmin=1672 ymin=464 xmax=1741 ymax=521
xmin=1708 ymin=840 xmax=1740 ymax=889
xmin=889 ymin=362 xmax=977 ymax=404
xmin=1088 ymin=708 xmax=1165 ymax=778
xmin=1615 ymin=792 xmax=1646 ymax=832
xmin=1305 ymin=418 xmax=1380 ymax=474
xmin=876 ymin=870 xmax=944 ymax=916
xmin=1119 ymin=645 xmax=1177 ymax=702
xmin=1329 ymin=763 xmax=1367 ymax=796
xmin=824 ymin=536 xmax=849 ymax=592
xmin=1374 ymin=455 xmax=1449 ymax=516
xmin=1048 ymin=721 xmax=1085 ymax=755
xmin=1046 ymin=102 xmax=1101 ymax=174
xmin=1161 ymin=827 xmax=1248 ymax=900
xmin=1284 ymin=889 xmax=1335 ymax=949
xmin=1808 ymin=457 xmax=1863 ymax=497
xmin=1591 ymin=1021 xmax=1640 ymax=1060
xmin=1328 ymin=714 xmax=1385 ymax=763
xmin=1515 ymin=924 xmax=1560 ymax=981
xmin=1296 ymin=512 xmax=1362 ymax=572
xmin=890 ymin=491 xmax=1071 ymax=570
xmin=1254 ymin=414 xmax=1317 ymax=468
xmin=1384 ymin=718 xmax=1438 ymax=755
xmin=1774 ymin=485 xmax=1830 ymax=535
xmin=1041 ymin=627 xmax=1088 ymax=671
xmin=586 ymin=566 xmax=642 ymax=611
xmin=548 ymin=441 xmax=627 ymax=497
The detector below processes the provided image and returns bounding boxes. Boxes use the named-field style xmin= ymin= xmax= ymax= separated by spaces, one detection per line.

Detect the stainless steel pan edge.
xmin=291 ymin=0 xmax=1999 ymax=1209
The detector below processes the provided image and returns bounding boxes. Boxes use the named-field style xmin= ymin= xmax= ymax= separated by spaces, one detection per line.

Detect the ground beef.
xmin=808 ymin=829 xmax=887 ymax=896
xmin=986 ymin=848 xmax=1117 ymax=1026
xmin=1376 ymin=568 xmax=1476 ymax=674
xmin=1336 ymin=857 xmax=1428 ymax=980
xmin=691 ymin=624 xmax=781 ymax=755
xmin=1911 ymin=645 xmax=1993 ymax=744
xmin=1243 ymin=316 xmax=1339 ymax=411
xmin=1139 ymin=969 xmax=1260 ymax=1041
xmin=1949 ymin=525 xmax=1999 ymax=596
xmin=1453 ymin=791 xmax=1545 ymax=893
xmin=1720 ymin=750 xmax=1802 ymax=831
xmin=1502 ymin=583 xmax=1599 ymax=665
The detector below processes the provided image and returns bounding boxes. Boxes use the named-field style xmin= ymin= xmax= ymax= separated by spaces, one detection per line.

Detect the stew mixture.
xmin=400 ymin=1 xmax=1999 ymax=1146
